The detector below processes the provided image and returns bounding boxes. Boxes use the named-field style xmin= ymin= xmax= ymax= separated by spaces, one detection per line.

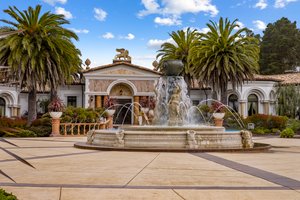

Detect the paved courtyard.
xmin=0 ymin=136 xmax=299 ymax=200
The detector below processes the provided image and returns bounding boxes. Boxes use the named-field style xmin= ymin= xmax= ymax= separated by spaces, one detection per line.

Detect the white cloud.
xmin=254 ymin=0 xmax=268 ymax=9
xmin=43 ymin=0 xmax=67 ymax=6
xmin=147 ymin=38 xmax=174 ymax=49
xmin=55 ymin=7 xmax=73 ymax=19
xmin=198 ymin=27 xmax=210 ymax=33
xmin=138 ymin=0 xmax=161 ymax=17
xmin=124 ymin=33 xmax=135 ymax=40
xmin=138 ymin=0 xmax=219 ymax=26
xmin=94 ymin=8 xmax=107 ymax=21
xmin=102 ymin=32 xmax=115 ymax=39
xmin=274 ymin=0 xmax=298 ymax=8
xmin=253 ymin=20 xmax=266 ymax=30
xmin=69 ymin=28 xmax=89 ymax=34
xmin=234 ymin=21 xmax=245 ymax=30
xmin=154 ymin=17 xmax=182 ymax=26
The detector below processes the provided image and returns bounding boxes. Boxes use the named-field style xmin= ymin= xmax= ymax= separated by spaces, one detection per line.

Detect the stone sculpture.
xmin=168 ymin=85 xmax=182 ymax=126
xmin=186 ymin=130 xmax=198 ymax=149
xmin=241 ymin=130 xmax=254 ymax=148
xmin=115 ymin=130 xmax=125 ymax=147
xmin=114 ymin=48 xmax=131 ymax=61
xmin=87 ymin=130 xmax=95 ymax=144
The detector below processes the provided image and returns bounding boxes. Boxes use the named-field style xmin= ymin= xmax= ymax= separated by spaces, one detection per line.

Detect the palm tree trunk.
xmin=50 ymin=88 xmax=57 ymax=101
xmin=220 ymin=90 xmax=228 ymax=105
xmin=27 ymin=89 xmax=37 ymax=126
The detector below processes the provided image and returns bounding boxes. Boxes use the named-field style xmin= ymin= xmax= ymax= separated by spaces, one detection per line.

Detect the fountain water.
xmin=75 ymin=60 xmax=270 ymax=151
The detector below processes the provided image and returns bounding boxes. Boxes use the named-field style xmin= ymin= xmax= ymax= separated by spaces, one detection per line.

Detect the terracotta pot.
xmin=214 ymin=118 xmax=224 ymax=127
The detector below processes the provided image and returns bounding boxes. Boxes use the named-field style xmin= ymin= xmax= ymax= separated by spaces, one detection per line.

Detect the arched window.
xmin=248 ymin=94 xmax=258 ymax=116
xmin=0 ymin=97 xmax=5 ymax=116
xmin=228 ymin=94 xmax=239 ymax=112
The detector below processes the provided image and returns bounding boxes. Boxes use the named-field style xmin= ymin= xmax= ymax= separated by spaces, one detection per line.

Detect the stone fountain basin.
xmin=74 ymin=125 xmax=271 ymax=152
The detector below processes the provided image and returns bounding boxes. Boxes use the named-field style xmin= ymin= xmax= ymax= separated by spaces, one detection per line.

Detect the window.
xmin=228 ymin=94 xmax=239 ymax=112
xmin=67 ymin=96 xmax=77 ymax=107
xmin=0 ymin=97 xmax=5 ymax=116
xmin=248 ymin=94 xmax=258 ymax=116
xmin=192 ymin=100 xmax=200 ymax=106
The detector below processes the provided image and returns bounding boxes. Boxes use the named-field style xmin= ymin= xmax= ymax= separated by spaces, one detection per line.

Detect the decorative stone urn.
xmin=213 ymin=112 xmax=225 ymax=127
xmin=49 ymin=112 xmax=63 ymax=137
xmin=163 ymin=60 xmax=184 ymax=76
xmin=49 ymin=111 xmax=63 ymax=119
xmin=106 ymin=109 xmax=115 ymax=128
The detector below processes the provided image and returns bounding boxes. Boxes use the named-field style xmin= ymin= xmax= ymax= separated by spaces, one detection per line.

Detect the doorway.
xmin=114 ymin=98 xmax=132 ymax=125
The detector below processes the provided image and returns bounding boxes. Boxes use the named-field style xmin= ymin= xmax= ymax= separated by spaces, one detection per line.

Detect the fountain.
xmin=75 ymin=60 xmax=270 ymax=152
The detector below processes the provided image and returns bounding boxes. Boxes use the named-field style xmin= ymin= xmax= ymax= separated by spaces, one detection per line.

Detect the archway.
xmin=0 ymin=97 xmax=5 ymax=116
xmin=248 ymin=94 xmax=258 ymax=116
xmin=228 ymin=94 xmax=239 ymax=112
xmin=109 ymin=83 xmax=133 ymax=124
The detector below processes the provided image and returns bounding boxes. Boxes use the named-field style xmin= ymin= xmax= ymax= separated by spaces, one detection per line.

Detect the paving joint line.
xmin=172 ymin=189 xmax=186 ymax=200
xmin=0 ymin=151 xmax=101 ymax=163
xmin=191 ymin=153 xmax=300 ymax=191
xmin=124 ymin=153 xmax=160 ymax=187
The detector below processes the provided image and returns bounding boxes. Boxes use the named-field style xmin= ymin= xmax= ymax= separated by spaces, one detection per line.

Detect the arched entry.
xmin=248 ymin=94 xmax=258 ymax=116
xmin=109 ymin=83 xmax=133 ymax=124
xmin=0 ymin=97 xmax=5 ymax=116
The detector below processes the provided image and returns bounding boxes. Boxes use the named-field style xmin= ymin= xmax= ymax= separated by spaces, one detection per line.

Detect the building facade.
xmin=1 ymin=59 xmax=298 ymax=123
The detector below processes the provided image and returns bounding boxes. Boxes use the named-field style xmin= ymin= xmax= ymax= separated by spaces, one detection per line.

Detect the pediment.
xmin=83 ymin=62 xmax=161 ymax=78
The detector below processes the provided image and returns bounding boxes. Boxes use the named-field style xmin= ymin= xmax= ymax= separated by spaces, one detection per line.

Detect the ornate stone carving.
xmin=241 ymin=130 xmax=254 ymax=148
xmin=89 ymin=80 xmax=113 ymax=92
xmin=186 ymin=130 xmax=198 ymax=149
xmin=114 ymin=48 xmax=131 ymax=61
xmin=87 ymin=130 xmax=95 ymax=144
xmin=168 ymin=85 xmax=182 ymax=126
xmin=130 ymin=80 xmax=155 ymax=92
xmin=115 ymin=130 xmax=125 ymax=147
xmin=101 ymin=69 xmax=141 ymax=75
xmin=110 ymin=84 xmax=132 ymax=96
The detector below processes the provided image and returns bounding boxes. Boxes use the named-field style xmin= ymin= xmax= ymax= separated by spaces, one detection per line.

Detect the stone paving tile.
xmin=1 ymin=186 xmax=60 ymax=200
xmin=129 ymin=153 xmax=277 ymax=187
xmin=60 ymin=188 xmax=182 ymax=200
xmin=175 ymin=189 xmax=300 ymax=200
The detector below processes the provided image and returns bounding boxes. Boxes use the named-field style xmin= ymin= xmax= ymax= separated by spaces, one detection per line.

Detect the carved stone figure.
xmin=115 ymin=130 xmax=125 ymax=147
xmin=186 ymin=130 xmax=198 ymax=149
xmin=87 ymin=130 xmax=95 ymax=144
xmin=168 ymin=85 xmax=182 ymax=126
xmin=114 ymin=48 xmax=131 ymax=61
xmin=241 ymin=130 xmax=254 ymax=148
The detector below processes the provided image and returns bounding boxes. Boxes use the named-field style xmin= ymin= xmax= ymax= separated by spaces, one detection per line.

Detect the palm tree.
xmin=0 ymin=5 xmax=82 ymax=125
xmin=191 ymin=17 xmax=259 ymax=104
xmin=156 ymin=28 xmax=199 ymax=93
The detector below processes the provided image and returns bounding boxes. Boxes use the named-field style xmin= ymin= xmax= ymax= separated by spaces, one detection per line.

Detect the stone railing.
xmin=60 ymin=121 xmax=110 ymax=136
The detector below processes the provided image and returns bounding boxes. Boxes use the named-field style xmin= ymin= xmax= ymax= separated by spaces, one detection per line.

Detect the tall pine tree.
xmin=260 ymin=17 xmax=300 ymax=74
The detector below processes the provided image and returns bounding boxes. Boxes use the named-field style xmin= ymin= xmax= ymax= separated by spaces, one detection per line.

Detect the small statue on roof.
xmin=114 ymin=48 xmax=131 ymax=62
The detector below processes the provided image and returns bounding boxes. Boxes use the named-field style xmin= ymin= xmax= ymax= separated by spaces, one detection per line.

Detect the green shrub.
xmin=280 ymin=128 xmax=295 ymax=138
xmin=286 ymin=119 xmax=300 ymax=132
xmin=0 ymin=189 xmax=18 ymax=200
xmin=271 ymin=128 xmax=280 ymax=134
xmin=18 ymin=130 xmax=37 ymax=137
xmin=245 ymin=114 xmax=288 ymax=130
xmin=0 ymin=117 xmax=27 ymax=128
xmin=29 ymin=126 xmax=52 ymax=137
xmin=253 ymin=127 xmax=267 ymax=134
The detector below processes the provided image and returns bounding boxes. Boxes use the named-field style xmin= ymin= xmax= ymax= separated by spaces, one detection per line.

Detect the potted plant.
xmin=211 ymin=102 xmax=226 ymax=126
xmin=104 ymin=97 xmax=116 ymax=117
xmin=48 ymin=96 xmax=65 ymax=119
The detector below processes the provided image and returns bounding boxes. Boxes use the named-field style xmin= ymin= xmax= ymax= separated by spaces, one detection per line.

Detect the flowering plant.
xmin=103 ymin=97 xmax=116 ymax=109
xmin=48 ymin=97 xmax=65 ymax=112
xmin=210 ymin=102 xmax=226 ymax=113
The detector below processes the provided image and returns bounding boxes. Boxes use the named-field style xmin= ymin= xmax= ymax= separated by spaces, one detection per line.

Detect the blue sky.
xmin=0 ymin=0 xmax=299 ymax=69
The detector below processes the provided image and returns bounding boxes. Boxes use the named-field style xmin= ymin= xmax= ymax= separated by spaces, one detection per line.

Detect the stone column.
xmin=262 ymin=100 xmax=270 ymax=115
xmin=239 ymin=101 xmax=246 ymax=118
xmin=51 ymin=118 xmax=61 ymax=137
xmin=133 ymin=96 xmax=139 ymax=125
xmin=95 ymin=95 xmax=101 ymax=108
